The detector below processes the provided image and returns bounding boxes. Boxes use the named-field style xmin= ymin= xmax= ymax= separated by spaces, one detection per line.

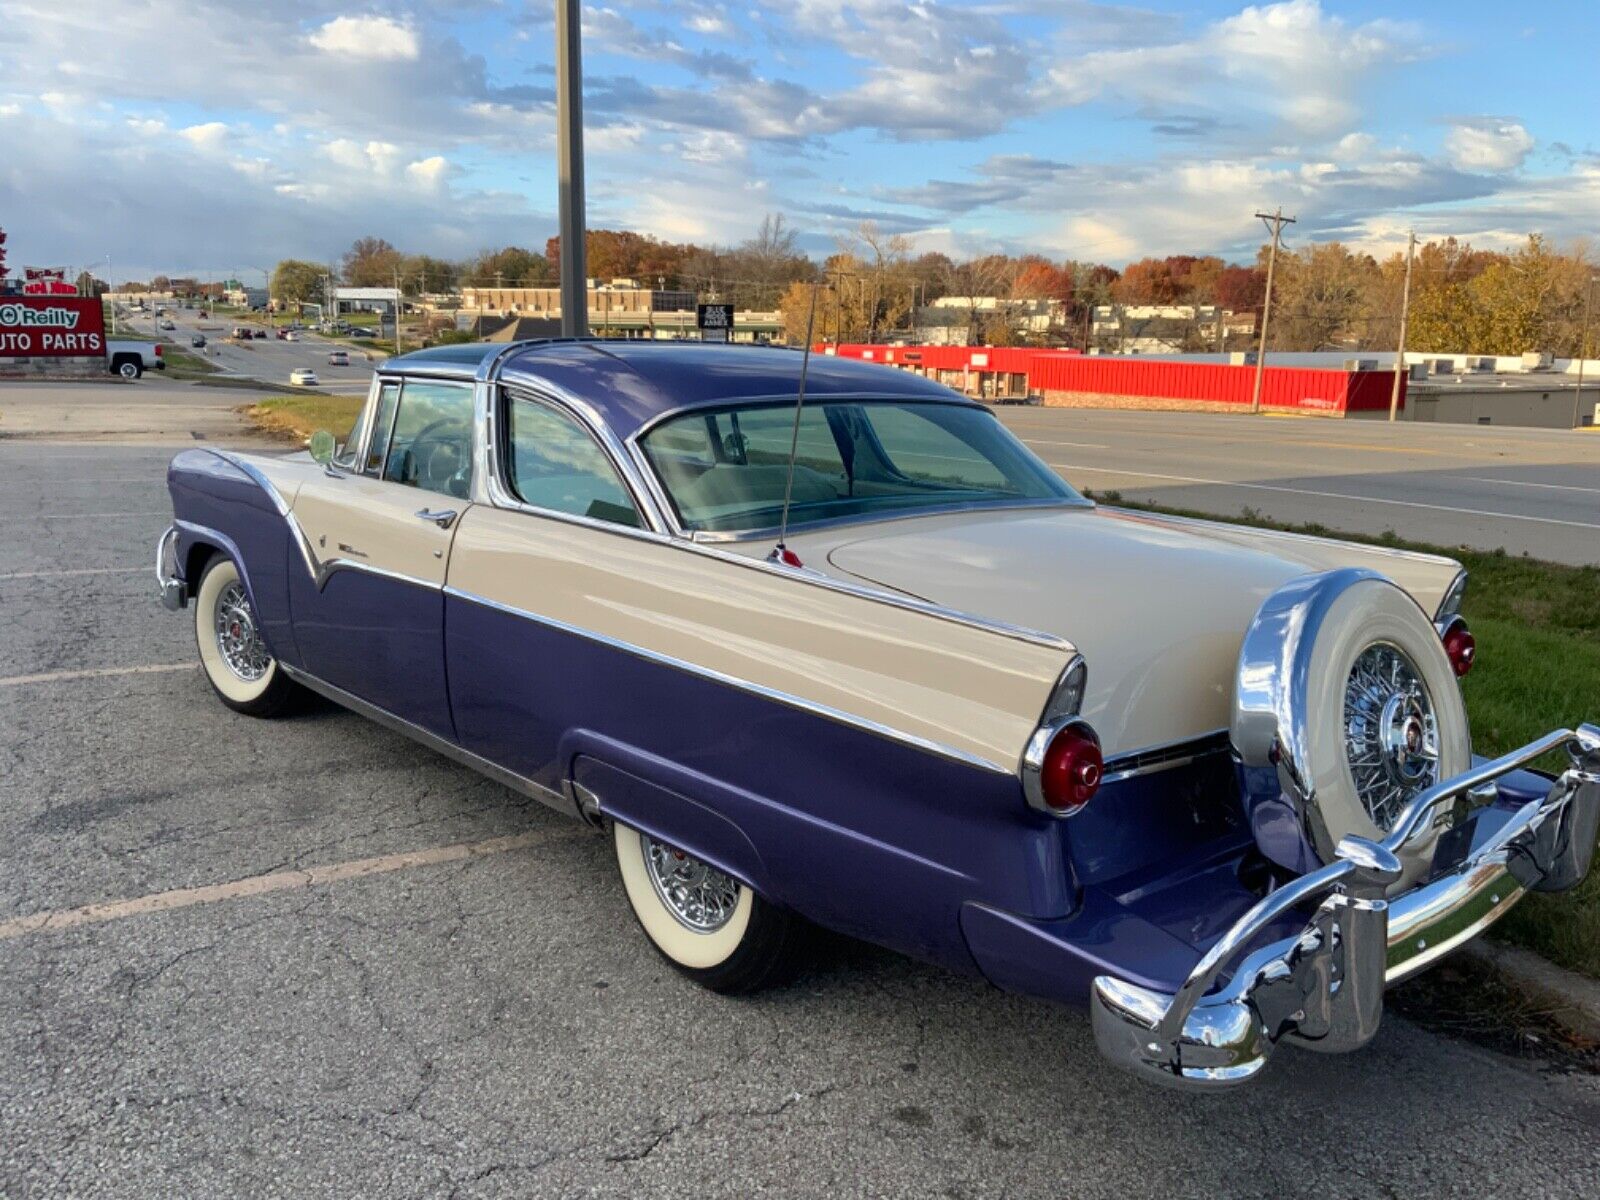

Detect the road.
xmin=2 ymin=386 xmax=1598 ymax=1197
xmin=111 ymin=303 xmax=378 ymax=395
xmin=996 ymin=407 xmax=1600 ymax=566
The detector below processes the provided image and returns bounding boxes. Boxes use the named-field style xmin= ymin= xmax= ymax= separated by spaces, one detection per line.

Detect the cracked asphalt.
xmin=3 ymin=402 xmax=1599 ymax=1198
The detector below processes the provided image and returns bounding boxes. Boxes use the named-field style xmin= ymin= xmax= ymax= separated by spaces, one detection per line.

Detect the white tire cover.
xmin=614 ymin=822 xmax=754 ymax=970
xmin=195 ymin=558 xmax=278 ymax=705
xmin=1301 ymin=578 xmax=1470 ymax=889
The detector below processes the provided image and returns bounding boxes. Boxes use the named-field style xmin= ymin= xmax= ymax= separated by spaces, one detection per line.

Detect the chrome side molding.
xmin=1091 ymin=724 xmax=1600 ymax=1089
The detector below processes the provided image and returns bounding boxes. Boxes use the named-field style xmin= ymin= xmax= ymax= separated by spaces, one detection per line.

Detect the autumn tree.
xmin=1011 ymin=257 xmax=1074 ymax=304
xmin=272 ymin=259 xmax=325 ymax=308
xmin=342 ymin=237 xmax=403 ymax=287
xmin=1269 ymin=242 xmax=1380 ymax=351
xmin=464 ymin=246 xmax=550 ymax=287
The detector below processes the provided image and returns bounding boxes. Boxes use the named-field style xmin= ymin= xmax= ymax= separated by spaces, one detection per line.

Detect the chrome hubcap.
xmin=641 ymin=834 xmax=741 ymax=933
xmin=214 ymin=581 xmax=270 ymax=682
xmin=1343 ymin=643 xmax=1439 ymax=829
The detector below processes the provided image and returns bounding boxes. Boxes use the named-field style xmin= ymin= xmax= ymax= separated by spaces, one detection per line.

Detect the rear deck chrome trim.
xmin=1101 ymin=730 xmax=1233 ymax=784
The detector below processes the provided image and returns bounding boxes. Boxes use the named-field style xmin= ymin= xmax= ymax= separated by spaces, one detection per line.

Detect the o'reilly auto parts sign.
xmin=0 ymin=296 xmax=108 ymax=356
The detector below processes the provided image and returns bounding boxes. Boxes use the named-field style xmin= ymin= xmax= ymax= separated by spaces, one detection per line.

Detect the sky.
xmin=1 ymin=0 xmax=1595 ymax=281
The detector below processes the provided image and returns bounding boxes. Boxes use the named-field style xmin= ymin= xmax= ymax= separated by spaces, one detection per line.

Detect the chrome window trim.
xmin=1100 ymin=729 xmax=1232 ymax=784
xmin=378 ymin=376 xmax=475 ymax=490
xmin=487 ymin=383 xmax=665 ymax=534
xmin=442 ymin=583 xmax=1015 ymax=777
xmin=279 ymin=662 xmax=576 ymax=817
xmin=331 ymin=374 xmax=382 ymax=471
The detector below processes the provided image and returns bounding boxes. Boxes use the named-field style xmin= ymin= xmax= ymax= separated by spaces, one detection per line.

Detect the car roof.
xmin=379 ymin=340 xmax=980 ymax=439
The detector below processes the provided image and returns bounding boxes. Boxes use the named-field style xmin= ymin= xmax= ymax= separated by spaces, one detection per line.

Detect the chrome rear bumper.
xmin=1092 ymin=724 xmax=1600 ymax=1089
xmin=156 ymin=525 xmax=185 ymax=611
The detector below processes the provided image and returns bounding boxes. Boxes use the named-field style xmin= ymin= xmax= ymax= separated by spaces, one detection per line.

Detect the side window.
xmin=382 ymin=382 xmax=475 ymax=498
xmin=504 ymin=397 xmax=640 ymax=527
xmin=332 ymin=387 xmax=374 ymax=470
xmin=362 ymin=382 xmax=400 ymax=476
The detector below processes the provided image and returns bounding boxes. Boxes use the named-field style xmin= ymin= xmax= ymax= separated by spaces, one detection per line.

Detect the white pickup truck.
xmin=106 ymin=340 xmax=165 ymax=379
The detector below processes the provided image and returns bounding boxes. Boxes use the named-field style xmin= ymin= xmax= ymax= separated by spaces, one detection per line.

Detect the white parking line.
xmin=0 ymin=663 xmax=191 ymax=689
xmin=0 ymin=567 xmax=144 ymax=581
xmin=0 ymin=828 xmax=584 ymax=940
xmin=1051 ymin=462 xmax=1600 ymax=530
xmin=1459 ymin=476 xmax=1600 ymax=495
xmin=39 ymin=511 xmax=167 ymax=520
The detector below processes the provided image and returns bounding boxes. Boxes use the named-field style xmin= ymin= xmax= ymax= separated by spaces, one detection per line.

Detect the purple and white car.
xmin=157 ymin=340 xmax=1599 ymax=1089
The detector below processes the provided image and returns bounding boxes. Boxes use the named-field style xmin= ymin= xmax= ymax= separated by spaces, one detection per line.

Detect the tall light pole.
xmin=1388 ymin=230 xmax=1416 ymax=422
xmin=1576 ymin=275 xmax=1598 ymax=430
xmin=556 ymin=0 xmax=588 ymax=338
xmin=1249 ymin=207 xmax=1296 ymax=414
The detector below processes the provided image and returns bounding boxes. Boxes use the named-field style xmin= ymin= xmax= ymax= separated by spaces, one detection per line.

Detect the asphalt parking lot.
xmin=3 ymin=393 xmax=1599 ymax=1198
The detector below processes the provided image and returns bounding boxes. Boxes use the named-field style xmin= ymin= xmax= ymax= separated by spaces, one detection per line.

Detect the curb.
xmin=1463 ymin=941 xmax=1600 ymax=1043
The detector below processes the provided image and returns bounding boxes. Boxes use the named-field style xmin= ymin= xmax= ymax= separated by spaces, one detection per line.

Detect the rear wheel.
xmin=193 ymin=555 xmax=297 ymax=717
xmin=113 ymin=356 xmax=142 ymax=379
xmin=613 ymin=820 xmax=807 ymax=993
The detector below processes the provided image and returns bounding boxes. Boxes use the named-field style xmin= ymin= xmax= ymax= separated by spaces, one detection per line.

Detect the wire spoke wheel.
xmin=641 ymin=834 xmax=743 ymax=933
xmin=214 ymin=581 xmax=270 ymax=682
xmin=1342 ymin=642 xmax=1440 ymax=831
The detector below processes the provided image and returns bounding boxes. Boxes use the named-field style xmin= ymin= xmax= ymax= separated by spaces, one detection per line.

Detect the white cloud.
xmin=405 ymin=156 xmax=450 ymax=188
xmin=308 ymin=15 xmax=420 ymax=61
xmin=1446 ymin=119 xmax=1534 ymax=173
xmin=179 ymin=121 xmax=229 ymax=150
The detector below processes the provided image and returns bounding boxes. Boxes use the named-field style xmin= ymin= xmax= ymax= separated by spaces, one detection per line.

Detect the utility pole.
xmin=1388 ymin=230 xmax=1416 ymax=422
xmin=393 ymin=266 xmax=404 ymax=354
xmin=555 ymin=0 xmax=588 ymax=338
xmin=1249 ymin=207 xmax=1296 ymax=414
xmin=1576 ymin=275 xmax=1598 ymax=430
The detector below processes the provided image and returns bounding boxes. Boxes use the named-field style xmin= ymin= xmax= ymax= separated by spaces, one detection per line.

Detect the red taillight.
xmin=154 ymin=344 xmax=164 ymax=356
xmin=1443 ymin=623 xmax=1476 ymax=677
xmin=1041 ymin=726 xmax=1103 ymax=814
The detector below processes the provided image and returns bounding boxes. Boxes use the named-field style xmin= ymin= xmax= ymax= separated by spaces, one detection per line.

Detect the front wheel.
xmin=613 ymin=821 xmax=807 ymax=994
xmin=193 ymin=555 xmax=297 ymax=717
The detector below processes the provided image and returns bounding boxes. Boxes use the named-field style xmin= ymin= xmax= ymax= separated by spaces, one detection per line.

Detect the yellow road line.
xmin=0 ymin=828 xmax=583 ymax=940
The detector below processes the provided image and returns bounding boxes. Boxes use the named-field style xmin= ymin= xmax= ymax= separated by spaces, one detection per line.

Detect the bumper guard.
xmin=1091 ymin=724 xmax=1600 ymax=1088
xmin=156 ymin=525 xmax=186 ymax=611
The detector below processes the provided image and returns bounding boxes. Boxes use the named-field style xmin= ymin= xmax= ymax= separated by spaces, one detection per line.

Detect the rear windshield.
xmin=638 ymin=399 xmax=1078 ymax=534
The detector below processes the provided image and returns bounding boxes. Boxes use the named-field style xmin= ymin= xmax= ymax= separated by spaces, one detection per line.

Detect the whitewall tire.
xmin=193 ymin=554 xmax=297 ymax=717
xmin=1300 ymin=578 xmax=1471 ymax=889
xmin=612 ymin=820 xmax=807 ymax=993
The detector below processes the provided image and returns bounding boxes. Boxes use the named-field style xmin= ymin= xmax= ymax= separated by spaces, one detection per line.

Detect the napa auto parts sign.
xmin=0 ymin=296 xmax=108 ymax=356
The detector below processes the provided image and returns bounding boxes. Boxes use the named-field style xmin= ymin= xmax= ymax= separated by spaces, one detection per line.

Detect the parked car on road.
xmin=327 ymin=350 xmax=350 ymax=366
xmin=156 ymin=341 xmax=1599 ymax=1090
xmin=106 ymin=339 xmax=164 ymax=378
xmin=288 ymin=367 xmax=318 ymax=386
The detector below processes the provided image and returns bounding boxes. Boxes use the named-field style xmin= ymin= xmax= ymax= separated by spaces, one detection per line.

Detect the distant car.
xmin=231 ymin=327 xmax=251 ymax=340
xmin=348 ymin=328 xmax=376 ymax=339
xmin=158 ymin=319 xmax=176 ymax=331
xmin=284 ymin=331 xmax=299 ymax=342
xmin=289 ymin=368 xmax=319 ymax=386
xmin=327 ymin=350 xmax=350 ymax=366
xmin=275 ymin=329 xmax=289 ymax=340
xmin=252 ymin=329 xmax=269 ymax=339
xmin=191 ymin=335 xmax=207 ymax=348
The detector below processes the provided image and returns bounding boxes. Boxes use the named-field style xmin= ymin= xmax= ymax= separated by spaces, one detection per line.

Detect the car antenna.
xmin=769 ymin=282 xmax=820 ymax=569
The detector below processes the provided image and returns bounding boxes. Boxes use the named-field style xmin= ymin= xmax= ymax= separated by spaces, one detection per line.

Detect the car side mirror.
xmin=309 ymin=429 xmax=336 ymax=465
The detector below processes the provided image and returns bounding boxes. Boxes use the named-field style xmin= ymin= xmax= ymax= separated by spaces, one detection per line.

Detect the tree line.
xmin=112 ymin=213 xmax=1596 ymax=358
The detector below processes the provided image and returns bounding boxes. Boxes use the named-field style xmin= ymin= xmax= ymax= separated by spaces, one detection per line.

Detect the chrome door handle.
xmin=416 ymin=508 xmax=458 ymax=529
